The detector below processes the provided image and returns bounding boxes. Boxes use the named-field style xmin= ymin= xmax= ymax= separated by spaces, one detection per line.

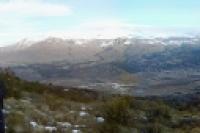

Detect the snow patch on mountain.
xmin=15 ymin=39 xmax=34 ymax=49
xmin=100 ymin=41 xmax=113 ymax=47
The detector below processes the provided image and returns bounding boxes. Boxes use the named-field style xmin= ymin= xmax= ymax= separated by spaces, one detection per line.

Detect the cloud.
xmin=37 ymin=19 xmax=196 ymax=39
xmin=0 ymin=0 xmax=72 ymax=16
xmin=0 ymin=0 xmax=72 ymax=46
xmin=0 ymin=18 xmax=198 ymax=46
xmin=59 ymin=20 xmax=177 ymax=39
xmin=0 ymin=19 xmax=139 ymax=46
xmin=33 ymin=20 xmax=130 ymax=39
xmin=64 ymin=20 xmax=137 ymax=38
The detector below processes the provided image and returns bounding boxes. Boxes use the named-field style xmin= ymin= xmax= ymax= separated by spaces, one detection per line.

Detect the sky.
xmin=0 ymin=0 xmax=200 ymax=46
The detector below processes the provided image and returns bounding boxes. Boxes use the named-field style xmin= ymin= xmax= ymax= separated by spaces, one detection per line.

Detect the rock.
xmin=96 ymin=117 xmax=105 ymax=123
xmin=74 ymin=125 xmax=86 ymax=128
xmin=64 ymin=89 xmax=69 ymax=92
xmin=72 ymin=129 xmax=81 ymax=133
xmin=69 ymin=110 xmax=75 ymax=114
xmin=57 ymin=122 xmax=72 ymax=128
xmin=30 ymin=121 xmax=38 ymax=128
xmin=2 ymin=109 xmax=9 ymax=115
xmin=79 ymin=111 xmax=89 ymax=117
xmin=45 ymin=126 xmax=57 ymax=132
xmin=74 ymin=125 xmax=80 ymax=128
xmin=81 ymin=106 xmax=86 ymax=111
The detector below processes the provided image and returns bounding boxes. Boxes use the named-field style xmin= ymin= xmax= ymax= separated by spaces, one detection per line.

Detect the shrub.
xmin=139 ymin=123 xmax=162 ymax=133
xmin=145 ymin=101 xmax=172 ymax=123
xmin=102 ymin=96 xmax=133 ymax=125
xmin=191 ymin=127 xmax=200 ymax=133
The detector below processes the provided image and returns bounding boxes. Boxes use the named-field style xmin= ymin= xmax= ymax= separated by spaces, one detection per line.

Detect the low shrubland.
xmin=0 ymin=70 xmax=200 ymax=133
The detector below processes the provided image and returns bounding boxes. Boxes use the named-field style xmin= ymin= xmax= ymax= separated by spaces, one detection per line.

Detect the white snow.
xmin=100 ymin=41 xmax=113 ymax=47
xmin=124 ymin=40 xmax=131 ymax=45
xmin=15 ymin=39 xmax=34 ymax=49
xmin=74 ymin=40 xmax=84 ymax=45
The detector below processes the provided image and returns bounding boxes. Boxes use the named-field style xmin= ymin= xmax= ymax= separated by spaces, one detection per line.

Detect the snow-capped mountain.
xmin=0 ymin=36 xmax=200 ymax=66
xmin=1 ymin=36 xmax=200 ymax=95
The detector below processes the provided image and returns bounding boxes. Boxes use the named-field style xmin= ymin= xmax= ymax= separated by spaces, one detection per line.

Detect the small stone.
xmin=96 ymin=117 xmax=105 ymax=123
xmin=45 ymin=126 xmax=57 ymax=132
xmin=72 ymin=129 xmax=81 ymax=133
xmin=57 ymin=122 xmax=72 ymax=128
xmin=30 ymin=121 xmax=38 ymax=128
xmin=81 ymin=106 xmax=86 ymax=111
xmin=79 ymin=111 xmax=89 ymax=117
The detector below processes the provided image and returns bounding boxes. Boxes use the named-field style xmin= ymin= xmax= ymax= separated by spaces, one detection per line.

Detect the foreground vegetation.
xmin=0 ymin=70 xmax=200 ymax=133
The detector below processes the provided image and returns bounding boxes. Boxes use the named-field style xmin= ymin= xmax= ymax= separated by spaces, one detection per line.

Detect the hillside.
xmin=1 ymin=70 xmax=200 ymax=133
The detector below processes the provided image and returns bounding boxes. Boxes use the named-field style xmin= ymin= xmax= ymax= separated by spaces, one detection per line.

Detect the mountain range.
xmin=1 ymin=36 xmax=200 ymax=96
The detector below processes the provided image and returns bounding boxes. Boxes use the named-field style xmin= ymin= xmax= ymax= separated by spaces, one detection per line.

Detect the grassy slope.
xmin=1 ymin=70 xmax=200 ymax=133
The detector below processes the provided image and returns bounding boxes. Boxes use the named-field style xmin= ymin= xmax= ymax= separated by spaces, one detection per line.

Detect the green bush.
xmin=139 ymin=123 xmax=162 ymax=133
xmin=102 ymin=96 xmax=133 ymax=125
xmin=145 ymin=101 xmax=172 ymax=123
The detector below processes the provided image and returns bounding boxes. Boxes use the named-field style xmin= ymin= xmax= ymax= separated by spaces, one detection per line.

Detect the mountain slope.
xmin=1 ymin=37 xmax=197 ymax=66
xmin=1 ymin=36 xmax=200 ymax=96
